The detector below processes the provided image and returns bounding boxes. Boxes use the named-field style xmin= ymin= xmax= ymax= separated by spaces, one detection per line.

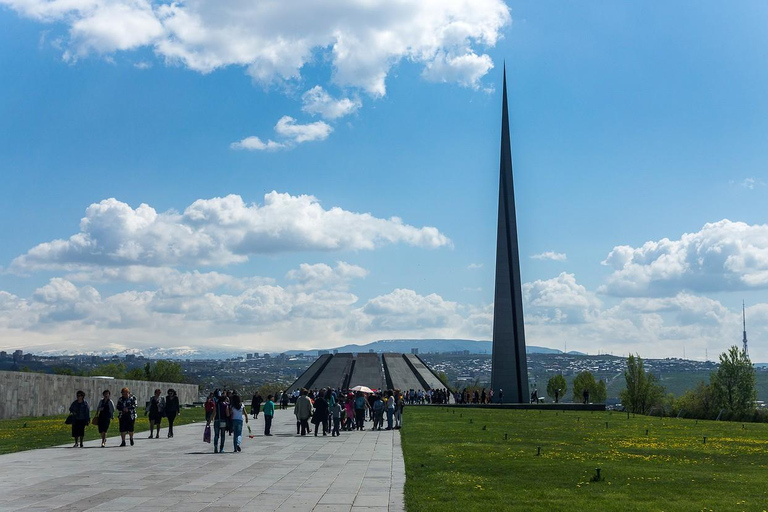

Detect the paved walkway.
xmin=0 ymin=410 xmax=405 ymax=512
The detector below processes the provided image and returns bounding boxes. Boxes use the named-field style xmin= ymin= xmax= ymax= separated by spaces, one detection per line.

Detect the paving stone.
xmin=0 ymin=410 xmax=405 ymax=511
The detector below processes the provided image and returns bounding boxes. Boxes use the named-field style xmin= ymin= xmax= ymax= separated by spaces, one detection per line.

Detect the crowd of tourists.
xmin=67 ymin=387 xmax=181 ymax=448
xmin=67 ymin=385 xmax=441 ymax=453
xmin=202 ymin=387 xmax=408 ymax=453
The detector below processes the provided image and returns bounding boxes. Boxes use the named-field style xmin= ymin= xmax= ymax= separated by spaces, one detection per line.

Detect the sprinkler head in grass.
xmin=645 ymin=429 xmax=648 ymax=436
xmin=605 ymin=422 xmax=609 ymax=429
xmin=482 ymin=425 xmax=487 ymax=431
xmin=703 ymin=436 xmax=706 ymax=444
xmin=591 ymin=468 xmax=602 ymax=482
xmin=504 ymin=433 xmax=508 ymax=440
xmin=470 ymin=418 xmax=473 ymax=424
xmin=536 ymin=446 xmax=541 ymax=456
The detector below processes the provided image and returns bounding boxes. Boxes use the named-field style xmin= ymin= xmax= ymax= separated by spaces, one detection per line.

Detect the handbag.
xmin=91 ymin=415 xmax=99 ymax=426
xmin=65 ymin=414 xmax=74 ymax=425
xmin=203 ymin=424 xmax=211 ymax=443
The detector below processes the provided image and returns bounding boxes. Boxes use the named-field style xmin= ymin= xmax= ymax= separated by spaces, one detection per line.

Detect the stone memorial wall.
xmin=0 ymin=370 xmax=198 ymax=420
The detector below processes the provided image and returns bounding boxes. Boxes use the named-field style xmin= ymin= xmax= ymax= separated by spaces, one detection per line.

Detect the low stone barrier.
xmin=0 ymin=370 xmax=198 ymax=419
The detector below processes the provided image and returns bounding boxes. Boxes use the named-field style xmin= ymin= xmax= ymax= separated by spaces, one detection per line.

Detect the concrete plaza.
xmin=0 ymin=409 xmax=405 ymax=512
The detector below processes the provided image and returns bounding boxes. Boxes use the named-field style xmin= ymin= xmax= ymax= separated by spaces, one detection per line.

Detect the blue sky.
xmin=2 ymin=1 xmax=768 ymax=359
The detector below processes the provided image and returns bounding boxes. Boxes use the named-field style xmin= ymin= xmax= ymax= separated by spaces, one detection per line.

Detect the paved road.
xmin=0 ymin=409 xmax=405 ymax=512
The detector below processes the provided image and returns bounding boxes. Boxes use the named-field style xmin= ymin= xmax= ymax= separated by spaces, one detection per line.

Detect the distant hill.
xmin=283 ymin=339 xmax=585 ymax=356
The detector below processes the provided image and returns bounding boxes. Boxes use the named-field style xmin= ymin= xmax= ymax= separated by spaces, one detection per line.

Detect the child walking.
xmin=331 ymin=399 xmax=342 ymax=437
xmin=263 ymin=395 xmax=275 ymax=436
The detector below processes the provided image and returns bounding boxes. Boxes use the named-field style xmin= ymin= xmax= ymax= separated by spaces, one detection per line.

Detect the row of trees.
xmin=543 ymin=345 xmax=758 ymax=422
xmin=621 ymin=346 xmax=758 ymax=421
xmin=53 ymin=360 xmax=186 ymax=383
xmin=545 ymin=372 xmax=607 ymax=403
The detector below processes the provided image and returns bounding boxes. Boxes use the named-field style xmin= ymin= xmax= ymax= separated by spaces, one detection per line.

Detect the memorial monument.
xmin=490 ymin=67 xmax=530 ymax=403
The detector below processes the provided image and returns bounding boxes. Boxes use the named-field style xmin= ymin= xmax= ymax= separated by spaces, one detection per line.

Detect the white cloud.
xmin=231 ymin=116 xmax=332 ymax=151
xmin=731 ymin=178 xmax=765 ymax=190
xmin=5 ymin=268 xmax=768 ymax=361
xmin=523 ymin=273 xmax=601 ymax=324
xmin=467 ymin=263 xmax=483 ymax=269
xmin=2 ymin=0 xmax=510 ymax=95
xmin=230 ymin=136 xmax=286 ymax=151
xmin=421 ymin=51 xmax=494 ymax=88
xmin=531 ymin=251 xmax=567 ymax=262
xmin=286 ymin=261 xmax=368 ymax=291
xmin=601 ymin=219 xmax=768 ymax=296
xmin=10 ymin=192 xmax=451 ymax=271
xmin=274 ymin=116 xmax=332 ymax=143
xmin=301 ymin=86 xmax=361 ymax=120
xmin=356 ymin=288 xmax=460 ymax=331
xmin=133 ymin=61 xmax=152 ymax=69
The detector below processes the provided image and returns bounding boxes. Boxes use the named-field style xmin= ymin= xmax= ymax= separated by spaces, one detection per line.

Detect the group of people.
xmin=67 ymin=387 xmax=181 ymax=448
xmin=403 ymin=388 xmax=451 ymax=405
xmin=204 ymin=389 xmax=276 ymax=454
xmin=292 ymin=388 xmax=405 ymax=436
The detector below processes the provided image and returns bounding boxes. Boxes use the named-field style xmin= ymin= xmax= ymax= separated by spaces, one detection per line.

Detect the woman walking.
xmin=213 ymin=391 xmax=230 ymax=454
xmin=311 ymin=389 xmax=329 ymax=437
xmin=69 ymin=390 xmax=90 ymax=448
xmin=116 ymin=387 xmax=137 ymax=447
xmin=250 ymin=392 xmax=262 ymax=420
xmin=145 ymin=389 xmax=165 ymax=439
xmin=95 ymin=389 xmax=115 ymax=447
xmin=230 ymin=394 xmax=248 ymax=452
xmin=165 ymin=389 xmax=180 ymax=438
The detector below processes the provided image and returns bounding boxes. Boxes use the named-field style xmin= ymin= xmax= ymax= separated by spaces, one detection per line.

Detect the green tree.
xmin=619 ymin=354 xmax=665 ymax=414
xmin=546 ymin=374 xmax=567 ymax=403
xmin=145 ymin=360 xmax=185 ymax=383
xmin=89 ymin=362 xmax=126 ymax=378
xmin=256 ymin=381 xmax=291 ymax=401
xmin=572 ymin=371 xmax=597 ymax=403
xmin=711 ymin=346 xmax=756 ymax=419
xmin=53 ymin=366 xmax=84 ymax=376
xmin=594 ymin=379 xmax=607 ymax=403
xmin=436 ymin=371 xmax=450 ymax=389
xmin=676 ymin=381 xmax=716 ymax=420
xmin=125 ymin=367 xmax=146 ymax=381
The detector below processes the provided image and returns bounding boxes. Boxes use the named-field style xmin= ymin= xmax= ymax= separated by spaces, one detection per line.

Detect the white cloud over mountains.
xmin=10 ymin=192 xmax=451 ymax=271
xmin=3 ymin=0 xmax=510 ymax=95
xmin=601 ymin=219 xmax=768 ymax=296
xmin=3 ymin=268 xmax=768 ymax=360
xmin=7 ymin=209 xmax=768 ymax=358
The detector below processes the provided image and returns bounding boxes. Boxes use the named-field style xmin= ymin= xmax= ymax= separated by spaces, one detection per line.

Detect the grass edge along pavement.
xmin=400 ymin=406 xmax=768 ymax=512
xmin=0 ymin=407 xmax=207 ymax=454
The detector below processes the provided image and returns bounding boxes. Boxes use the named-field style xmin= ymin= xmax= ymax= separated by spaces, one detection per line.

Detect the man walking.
xmin=294 ymin=389 xmax=313 ymax=436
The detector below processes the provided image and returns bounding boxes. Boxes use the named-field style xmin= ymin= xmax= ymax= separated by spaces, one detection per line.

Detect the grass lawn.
xmin=401 ymin=407 xmax=768 ymax=512
xmin=0 ymin=407 xmax=207 ymax=454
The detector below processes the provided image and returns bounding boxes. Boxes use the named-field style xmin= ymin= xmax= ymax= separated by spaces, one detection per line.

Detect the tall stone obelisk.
xmin=490 ymin=66 xmax=529 ymax=404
